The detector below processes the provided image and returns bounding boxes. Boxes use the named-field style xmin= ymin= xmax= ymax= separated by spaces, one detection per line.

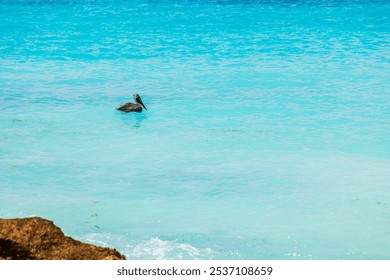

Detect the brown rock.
xmin=0 ymin=217 xmax=126 ymax=260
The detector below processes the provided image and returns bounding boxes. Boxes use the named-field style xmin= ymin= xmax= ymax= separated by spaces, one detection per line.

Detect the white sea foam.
xmin=129 ymin=237 xmax=215 ymax=260
xmin=81 ymin=234 xmax=214 ymax=260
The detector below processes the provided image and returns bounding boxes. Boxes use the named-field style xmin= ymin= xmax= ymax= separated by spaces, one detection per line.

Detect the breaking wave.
xmin=81 ymin=234 xmax=215 ymax=260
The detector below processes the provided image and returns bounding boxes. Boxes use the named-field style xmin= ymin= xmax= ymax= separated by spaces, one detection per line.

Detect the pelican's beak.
xmin=135 ymin=95 xmax=147 ymax=110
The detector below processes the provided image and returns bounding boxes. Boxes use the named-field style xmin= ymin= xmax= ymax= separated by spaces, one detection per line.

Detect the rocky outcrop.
xmin=0 ymin=217 xmax=126 ymax=260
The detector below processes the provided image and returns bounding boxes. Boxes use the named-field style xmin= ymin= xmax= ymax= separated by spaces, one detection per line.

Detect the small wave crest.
xmin=129 ymin=237 xmax=215 ymax=260
xmin=81 ymin=234 xmax=215 ymax=260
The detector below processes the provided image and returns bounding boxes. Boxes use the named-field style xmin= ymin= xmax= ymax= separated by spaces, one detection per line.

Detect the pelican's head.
xmin=133 ymin=94 xmax=147 ymax=110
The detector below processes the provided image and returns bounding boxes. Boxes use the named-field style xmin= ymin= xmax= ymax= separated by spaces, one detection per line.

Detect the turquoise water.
xmin=1 ymin=0 xmax=389 ymax=259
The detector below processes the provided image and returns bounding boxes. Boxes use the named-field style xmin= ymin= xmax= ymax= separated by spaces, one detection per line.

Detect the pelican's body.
xmin=116 ymin=102 xmax=143 ymax=113
xmin=116 ymin=94 xmax=147 ymax=113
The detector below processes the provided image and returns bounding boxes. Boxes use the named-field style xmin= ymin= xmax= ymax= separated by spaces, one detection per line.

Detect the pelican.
xmin=116 ymin=94 xmax=147 ymax=113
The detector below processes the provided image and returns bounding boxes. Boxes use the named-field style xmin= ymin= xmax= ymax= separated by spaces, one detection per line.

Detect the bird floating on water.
xmin=116 ymin=94 xmax=147 ymax=113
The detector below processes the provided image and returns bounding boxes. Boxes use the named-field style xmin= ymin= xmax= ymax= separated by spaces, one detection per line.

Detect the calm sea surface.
xmin=1 ymin=0 xmax=389 ymax=259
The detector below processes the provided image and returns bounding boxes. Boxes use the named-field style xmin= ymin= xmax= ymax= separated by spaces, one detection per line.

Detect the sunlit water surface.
xmin=1 ymin=0 xmax=389 ymax=259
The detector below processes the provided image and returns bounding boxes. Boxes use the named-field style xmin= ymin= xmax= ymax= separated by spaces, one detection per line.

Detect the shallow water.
xmin=1 ymin=0 xmax=389 ymax=259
